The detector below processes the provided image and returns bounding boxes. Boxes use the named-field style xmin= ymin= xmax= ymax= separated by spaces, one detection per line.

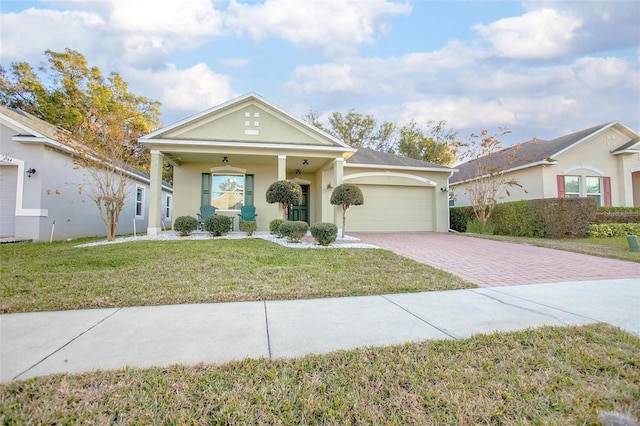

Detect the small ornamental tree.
xmin=266 ymin=180 xmax=303 ymax=220
xmin=452 ymin=128 xmax=529 ymax=226
xmin=330 ymin=183 xmax=364 ymax=238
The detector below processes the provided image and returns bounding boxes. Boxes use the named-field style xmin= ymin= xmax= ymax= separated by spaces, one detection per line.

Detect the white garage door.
xmin=345 ymin=185 xmax=434 ymax=232
xmin=0 ymin=165 xmax=17 ymax=237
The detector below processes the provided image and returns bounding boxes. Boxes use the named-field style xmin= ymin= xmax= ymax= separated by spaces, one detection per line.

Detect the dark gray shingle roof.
xmin=451 ymin=122 xmax=613 ymax=183
xmin=347 ymin=147 xmax=453 ymax=170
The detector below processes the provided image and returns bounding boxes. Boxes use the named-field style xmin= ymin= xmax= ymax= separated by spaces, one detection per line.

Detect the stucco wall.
xmin=1 ymin=122 xmax=170 ymax=241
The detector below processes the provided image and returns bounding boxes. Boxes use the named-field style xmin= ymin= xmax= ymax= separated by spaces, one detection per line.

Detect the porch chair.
xmin=238 ymin=205 xmax=257 ymax=223
xmin=198 ymin=205 xmax=216 ymax=230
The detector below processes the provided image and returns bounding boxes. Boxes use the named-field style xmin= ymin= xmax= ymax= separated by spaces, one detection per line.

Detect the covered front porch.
xmin=140 ymin=93 xmax=355 ymax=234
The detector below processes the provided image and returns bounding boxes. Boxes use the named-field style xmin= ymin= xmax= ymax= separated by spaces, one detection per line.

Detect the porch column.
xmin=147 ymin=150 xmax=164 ymax=235
xmin=278 ymin=155 xmax=287 ymax=180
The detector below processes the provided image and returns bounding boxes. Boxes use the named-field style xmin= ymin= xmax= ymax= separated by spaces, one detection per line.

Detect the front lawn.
xmin=1 ymin=324 xmax=638 ymax=424
xmin=468 ymin=234 xmax=640 ymax=263
xmin=0 ymin=238 xmax=474 ymax=313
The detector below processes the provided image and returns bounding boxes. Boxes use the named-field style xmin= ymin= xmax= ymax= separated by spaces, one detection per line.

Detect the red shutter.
xmin=603 ymin=176 xmax=612 ymax=206
xmin=557 ymin=175 xmax=565 ymax=198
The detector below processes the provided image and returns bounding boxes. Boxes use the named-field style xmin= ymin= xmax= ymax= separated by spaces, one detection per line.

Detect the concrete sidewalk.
xmin=1 ymin=278 xmax=638 ymax=383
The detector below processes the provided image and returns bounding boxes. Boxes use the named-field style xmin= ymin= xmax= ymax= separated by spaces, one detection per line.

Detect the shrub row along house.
xmin=140 ymin=93 xmax=455 ymax=235
xmin=0 ymin=106 xmax=173 ymax=241
xmin=450 ymin=122 xmax=640 ymax=208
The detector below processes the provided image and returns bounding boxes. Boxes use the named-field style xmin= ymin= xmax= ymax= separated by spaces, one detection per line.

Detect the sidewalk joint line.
xmin=12 ymin=308 xmax=123 ymax=381
xmin=380 ymin=295 xmax=458 ymax=339
xmin=263 ymin=301 xmax=272 ymax=359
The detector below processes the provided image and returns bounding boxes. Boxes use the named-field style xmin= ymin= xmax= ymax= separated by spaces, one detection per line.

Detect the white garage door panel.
xmin=346 ymin=185 xmax=434 ymax=232
xmin=0 ymin=165 xmax=17 ymax=237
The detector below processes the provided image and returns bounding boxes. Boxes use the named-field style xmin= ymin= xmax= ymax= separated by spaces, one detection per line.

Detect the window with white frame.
xmin=135 ymin=185 xmax=145 ymax=218
xmin=586 ymin=176 xmax=602 ymax=206
xmin=563 ymin=176 xmax=580 ymax=197
xmin=164 ymin=194 xmax=172 ymax=220
xmin=212 ymin=174 xmax=244 ymax=210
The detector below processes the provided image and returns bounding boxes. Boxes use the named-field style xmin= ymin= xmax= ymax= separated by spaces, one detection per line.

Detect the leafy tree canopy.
xmin=303 ymin=110 xmax=457 ymax=166
xmin=0 ymin=48 xmax=161 ymax=173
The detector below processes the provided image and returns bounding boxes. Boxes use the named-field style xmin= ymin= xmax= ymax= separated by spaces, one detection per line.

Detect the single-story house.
xmin=0 ymin=106 xmax=173 ymax=241
xmin=450 ymin=122 xmax=640 ymax=208
xmin=140 ymin=93 xmax=455 ymax=234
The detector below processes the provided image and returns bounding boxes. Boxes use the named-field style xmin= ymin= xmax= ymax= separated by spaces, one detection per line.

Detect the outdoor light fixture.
xmin=303 ymin=159 xmax=309 ymax=165
xmin=295 ymin=169 xmax=301 ymax=175
xmin=326 ymin=183 xmax=333 ymax=189
xmin=222 ymin=156 xmax=229 ymax=163
xmin=26 ymin=168 xmax=36 ymax=178
xmin=440 ymin=187 xmax=448 ymax=192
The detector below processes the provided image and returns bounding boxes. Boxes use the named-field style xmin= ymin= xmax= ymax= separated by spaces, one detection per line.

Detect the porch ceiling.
xmin=163 ymin=151 xmax=334 ymax=174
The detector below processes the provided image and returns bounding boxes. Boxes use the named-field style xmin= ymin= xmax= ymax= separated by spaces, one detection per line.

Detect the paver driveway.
xmin=353 ymin=232 xmax=640 ymax=287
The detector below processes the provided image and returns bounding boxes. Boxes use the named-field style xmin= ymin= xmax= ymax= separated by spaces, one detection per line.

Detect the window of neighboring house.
xmin=563 ymin=176 xmax=580 ymax=197
xmin=135 ymin=186 xmax=145 ymax=218
xmin=586 ymin=176 xmax=602 ymax=206
xmin=212 ymin=174 xmax=245 ymax=210
xmin=164 ymin=194 xmax=172 ymax=220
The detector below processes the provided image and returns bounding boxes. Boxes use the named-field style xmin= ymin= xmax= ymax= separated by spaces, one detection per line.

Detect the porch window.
xmin=586 ymin=176 xmax=602 ymax=206
xmin=212 ymin=174 xmax=245 ymax=210
xmin=563 ymin=176 xmax=580 ymax=197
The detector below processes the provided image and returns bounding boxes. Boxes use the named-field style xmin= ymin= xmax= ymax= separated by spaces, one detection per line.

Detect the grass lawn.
xmin=467 ymin=234 xmax=640 ymax=263
xmin=1 ymin=324 xmax=638 ymax=424
xmin=0 ymin=238 xmax=474 ymax=314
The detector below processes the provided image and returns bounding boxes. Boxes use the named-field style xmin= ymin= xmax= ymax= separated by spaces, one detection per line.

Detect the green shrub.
xmin=449 ymin=206 xmax=474 ymax=232
xmin=587 ymin=223 xmax=640 ymax=237
xmin=278 ymin=220 xmax=309 ymax=243
xmin=204 ymin=215 xmax=232 ymax=236
xmin=173 ymin=216 xmax=198 ymax=236
xmin=269 ymin=219 xmax=285 ymax=236
xmin=330 ymin=183 xmax=364 ymax=238
xmin=529 ymin=198 xmax=597 ymax=238
xmin=491 ymin=200 xmax=541 ymax=237
xmin=239 ymin=220 xmax=257 ymax=236
xmin=310 ymin=222 xmax=338 ymax=246
xmin=466 ymin=219 xmax=495 ymax=235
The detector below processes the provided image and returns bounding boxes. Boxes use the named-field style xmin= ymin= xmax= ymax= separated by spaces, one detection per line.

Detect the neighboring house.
xmin=450 ymin=122 xmax=640 ymax=208
xmin=0 ymin=106 xmax=173 ymax=241
xmin=140 ymin=93 xmax=455 ymax=234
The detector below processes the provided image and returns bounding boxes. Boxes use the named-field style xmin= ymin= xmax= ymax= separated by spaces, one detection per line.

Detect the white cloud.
xmin=127 ymin=63 xmax=235 ymax=113
xmin=473 ymin=8 xmax=582 ymax=60
xmin=572 ymin=56 xmax=636 ymax=89
xmin=226 ymin=0 xmax=411 ymax=56
xmin=0 ymin=8 xmax=108 ymax=63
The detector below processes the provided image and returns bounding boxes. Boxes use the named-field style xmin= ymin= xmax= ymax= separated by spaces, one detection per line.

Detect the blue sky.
xmin=1 ymin=0 xmax=638 ymax=145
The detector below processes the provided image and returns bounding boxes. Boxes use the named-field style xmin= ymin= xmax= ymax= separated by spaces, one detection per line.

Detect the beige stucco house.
xmin=450 ymin=122 xmax=640 ymax=208
xmin=140 ymin=93 xmax=455 ymax=234
xmin=0 ymin=106 xmax=173 ymax=241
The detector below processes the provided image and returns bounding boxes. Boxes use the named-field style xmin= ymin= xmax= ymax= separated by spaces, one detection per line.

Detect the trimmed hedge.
xmin=310 ymin=222 xmax=338 ymax=246
xmin=491 ymin=200 xmax=541 ymax=237
xmin=528 ymin=197 xmax=597 ymax=238
xmin=279 ymin=221 xmax=309 ymax=243
xmin=204 ymin=215 xmax=232 ymax=236
xmin=173 ymin=216 xmax=198 ymax=236
xmin=449 ymin=206 xmax=475 ymax=232
xmin=594 ymin=207 xmax=640 ymax=224
xmin=587 ymin=223 xmax=640 ymax=237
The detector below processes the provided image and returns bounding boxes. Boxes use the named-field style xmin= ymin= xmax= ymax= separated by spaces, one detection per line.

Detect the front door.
xmin=288 ymin=185 xmax=309 ymax=224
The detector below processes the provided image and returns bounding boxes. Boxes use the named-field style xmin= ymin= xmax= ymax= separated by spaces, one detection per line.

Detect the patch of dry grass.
xmin=0 ymin=238 xmax=473 ymax=313
xmin=1 ymin=324 xmax=638 ymax=424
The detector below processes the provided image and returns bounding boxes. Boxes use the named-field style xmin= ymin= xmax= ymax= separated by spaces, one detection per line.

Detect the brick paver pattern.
xmin=353 ymin=232 xmax=640 ymax=287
